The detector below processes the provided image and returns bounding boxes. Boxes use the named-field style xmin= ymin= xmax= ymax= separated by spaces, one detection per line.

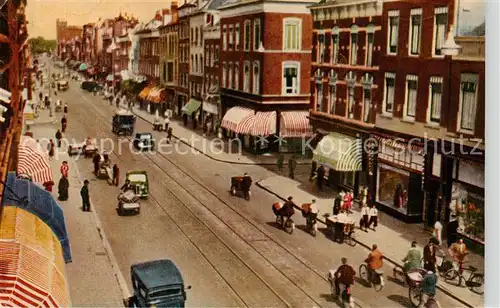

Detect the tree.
xmin=467 ymin=22 xmax=485 ymax=37
xmin=29 ymin=37 xmax=57 ymax=54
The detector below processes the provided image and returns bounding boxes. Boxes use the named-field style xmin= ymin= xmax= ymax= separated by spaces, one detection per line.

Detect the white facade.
xmin=190 ymin=13 xmax=205 ymax=79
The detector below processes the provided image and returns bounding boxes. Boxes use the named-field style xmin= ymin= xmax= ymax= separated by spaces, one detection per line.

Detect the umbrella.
xmin=78 ymin=63 xmax=88 ymax=71
xmin=17 ymin=135 xmax=53 ymax=185
xmin=106 ymin=74 xmax=113 ymax=82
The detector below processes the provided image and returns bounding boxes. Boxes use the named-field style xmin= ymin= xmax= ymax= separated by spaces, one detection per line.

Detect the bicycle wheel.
xmin=468 ymin=274 xmax=484 ymax=295
xmin=359 ymin=264 xmax=369 ymax=281
xmin=444 ymin=268 xmax=459 ymax=281
xmin=408 ymin=286 xmax=422 ymax=307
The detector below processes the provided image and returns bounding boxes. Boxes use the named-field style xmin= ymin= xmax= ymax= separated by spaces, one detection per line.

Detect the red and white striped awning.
xmin=17 ymin=136 xmax=53 ymax=184
xmin=280 ymin=111 xmax=313 ymax=137
xmin=236 ymin=111 xmax=276 ymax=136
xmin=221 ymin=107 xmax=254 ymax=133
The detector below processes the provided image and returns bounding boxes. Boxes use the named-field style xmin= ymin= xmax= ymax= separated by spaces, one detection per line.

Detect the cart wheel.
xmin=359 ymin=264 xmax=369 ymax=281
xmin=230 ymin=186 xmax=236 ymax=196
xmin=346 ymin=232 xmax=357 ymax=247
xmin=137 ymin=207 xmax=140 ymax=215
xmin=408 ymin=285 xmax=422 ymax=307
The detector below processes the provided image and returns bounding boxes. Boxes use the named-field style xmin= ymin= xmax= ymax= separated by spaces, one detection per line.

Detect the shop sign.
xmin=458 ymin=160 xmax=484 ymax=188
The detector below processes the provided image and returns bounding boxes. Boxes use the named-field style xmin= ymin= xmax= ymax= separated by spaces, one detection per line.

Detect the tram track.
xmin=66 ymin=83 xmax=361 ymax=307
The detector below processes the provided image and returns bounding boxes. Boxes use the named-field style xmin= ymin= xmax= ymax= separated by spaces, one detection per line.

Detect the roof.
xmin=115 ymin=108 xmax=133 ymax=116
xmin=131 ymin=259 xmax=184 ymax=289
xmin=207 ymin=0 xmax=233 ymax=10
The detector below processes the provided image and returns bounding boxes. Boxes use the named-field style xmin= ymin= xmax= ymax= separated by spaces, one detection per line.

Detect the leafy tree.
xmin=29 ymin=37 xmax=57 ymax=54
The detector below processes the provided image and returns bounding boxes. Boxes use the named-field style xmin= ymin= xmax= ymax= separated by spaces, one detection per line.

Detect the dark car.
xmin=129 ymin=259 xmax=191 ymax=308
xmin=133 ymin=133 xmax=155 ymax=151
xmin=81 ymin=81 xmax=103 ymax=92
xmin=112 ymin=109 xmax=136 ymax=135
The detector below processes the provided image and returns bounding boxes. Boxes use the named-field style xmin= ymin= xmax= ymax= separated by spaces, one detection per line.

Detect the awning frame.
xmin=182 ymin=98 xmax=201 ymax=115
xmin=313 ymin=132 xmax=363 ymax=172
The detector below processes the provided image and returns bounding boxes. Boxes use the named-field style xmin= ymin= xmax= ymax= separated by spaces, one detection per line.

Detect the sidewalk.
xmin=31 ymin=110 xmax=126 ymax=306
xmin=119 ymin=101 xmax=311 ymax=166
xmin=257 ymin=175 xmax=484 ymax=308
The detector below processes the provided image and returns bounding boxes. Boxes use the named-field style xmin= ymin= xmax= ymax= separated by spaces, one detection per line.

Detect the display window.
xmin=450 ymin=182 xmax=484 ymax=243
xmin=376 ymin=163 xmax=410 ymax=214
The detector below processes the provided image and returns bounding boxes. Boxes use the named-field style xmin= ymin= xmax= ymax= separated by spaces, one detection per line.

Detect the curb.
xmin=129 ymin=107 xmax=311 ymax=166
xmin=256 ymin=181 xmax=475 ymax=308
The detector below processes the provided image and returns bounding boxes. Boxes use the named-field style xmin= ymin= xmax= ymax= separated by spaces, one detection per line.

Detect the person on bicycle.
xmin=120 ymin=179 xmax=133 ymax=193
xmin=403 ymin=241 xmax=422 ymax=273
xmin=448 ymin=239 xmax=467 ymax=263
xmin=419 ymin=270 xmax=438 ymax=308
xmin=334 ymin=257 xmax=356 ymax=299
xmin=365 ymin=244 xmax=383 ymax=284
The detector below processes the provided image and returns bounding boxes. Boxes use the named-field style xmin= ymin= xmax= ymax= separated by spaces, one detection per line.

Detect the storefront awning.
xmin=138 ymin=85 xmax=154 ymax=100
xmin=280 ymin=111 xmax=313 ymax=138
xmin=182 ymin=99 xmax=201 ymax=116
xmin=147 ymin=87 xmax=166 ymax=103
xmin=313 ymin=132 xmax=362 ymax=172
xmin=237 ymin=111 xmax=276 ymax=136
xmin=202 ymin=101 xmax=219 ymax=115
xmin=0 ymin=206 xmax=71 ymax=307
xmin=221 ymin=107 xmax=254 ymax=133
xmin=3 ymin=172 xmax=72 ymax=263
xmin=17 ymin=135 xmax=53 ymax=185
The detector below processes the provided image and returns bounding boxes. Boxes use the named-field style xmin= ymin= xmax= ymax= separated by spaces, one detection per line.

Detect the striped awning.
xmin=139 ymin=85 xmax=154 ymax=100
xmin=236 ymin=111 xmax=276 ymax=136
xmin=147 ymin=87 xmax=165 ymax=103
xmin=373 ymin=135 xmax=424 ymax=154
xmin=221 ymin=107 xmax=254 ymax=133
xmin=0 ymin=206 xmax=70 ymax=307
xmin=313 ymin=132 xmax=362 ymax=171
xmin=280 ymin=111 xmax=313 ymax=137
xmin=17 ymin=135 xmax=53 ymax=185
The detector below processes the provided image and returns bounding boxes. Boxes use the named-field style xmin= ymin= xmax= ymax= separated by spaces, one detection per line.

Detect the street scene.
xmin=0 ymin=0 xmax=485 ymax=307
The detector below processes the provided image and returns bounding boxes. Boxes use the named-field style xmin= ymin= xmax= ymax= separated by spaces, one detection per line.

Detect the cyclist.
xmin=333 ymin=257 xmax=356 ymax=299
xmin=403 ymin=241 xmax=422 ymax=273
xmin=419 ymin=271 xmax=439 ymax=308
xmin=365 ymin=244 xmax=383 ymax=284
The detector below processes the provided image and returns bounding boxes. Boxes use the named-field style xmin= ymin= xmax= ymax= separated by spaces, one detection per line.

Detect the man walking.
xmin=112 ymin=164 xmax=120 ymax=186
xmin=92 ymin=152 xmax=100 ymax=175
xmin=55 ymin=129 xmax=62 ymax=148
xmin=61 ymin=116 xmax=67 ymax=133
xmin=80 ymin=180 xmax=91 ymax=212
xmin=288 ymin=156 xmax=297 ymax=179
xmin=164 ymin=114 xmax=170 ymax=132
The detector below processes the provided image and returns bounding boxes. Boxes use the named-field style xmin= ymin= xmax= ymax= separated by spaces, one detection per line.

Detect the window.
xmin=253 ymin=19 xmax=261 ymax=50
xmin=282 ymin=62 xmax=299 ymax=95
xmin=383 ymin=72 xmax=396 ymax=115
xmin=167 ymin=63 xmax=173 ymax=82
xmin=200 ymin=26 xmax=203 ymax=45
xmin=195 ymin=27 xmax=199 ymax=45
xmin=434 ymin=7 xmax=448 ymax=56
xmin=223 ymin=25 xmax=227 ymax=50
xmin=331 ymin=27 xmax=339 ymax=64
xmin=458 ymin=74 xmax=479 ymax=132
xmin=252 ymin=61 xmax=260 ymax=94
xmin=235 ymin=23 xmax=240 ymax=49
xmin=243 ymin=61 xmax=250 ymax=92
xmin=317 ymin=33 xmax=325 ymax=63
xmin=234 ymin=63 xmax=239 ymax=90
xmin=362 ymin=74 xmax=373 ymax=123
xmin=210 ymin=45 xmax=214 ymax=66
xmin=195 ymin=55 xmax=198 ymax=73
xmin=244 ymin=20 xmax=251 ymax=51
xmin=191 ymin=27 xmax=194 ymax=45
xmin=315 ymin=70 xmax=324 ymax=112
xmin=410 ymin=9 xmax=422 ymax=55
xmin=229 ymin=25 xmax=234 ymax=49
xmin=346 ymin=72 xmax=356 ymax=118
xmin=283 ymin=18 xmax=301 ymax=51
xmin=200 ymin=56 xmax=203 ymax=73
xmin=215 ymin=46 xmax=219 ymax=61
xmin=222 ymin=62 xmax=227 ymax=87
xmin=366 ymin=25 xmax=374 ymax=66
xmin=428 ymin=76 xmax=443 ymax=124
xmin=404 ymin=75 xmax=418 ymax=120
xmin=350 ymin=26 xmax=358 ymax=65
xmin=387 ymin=10 xmax=399 ymax=54
xmin=328 ymin=70 xmax=336 ymax=115
xmin=162 ymin=63 xmax=167 ymax=82
xmin=228 ymin=62 xmax=233 ymax=89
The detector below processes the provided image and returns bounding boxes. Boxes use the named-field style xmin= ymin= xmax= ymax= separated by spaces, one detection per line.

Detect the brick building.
xmin=82 ymin=23 xmax=95 ymax=65
xmin=159 ymin=2 xmax=180 ymax=111
xmin=176 ymin=2 xmax=196 ymax=116
xmin=218 ymin=0 xmax=315 ymax=153
xmin=309 ymin=0 xmax=384 ymax=199
xmin=55 ymin=19 xmax=82 ymax=60
xmin=203 ymin=11 xmax=222 ymax=130
xmin=137 ymin=12 xmax=163 ymax=83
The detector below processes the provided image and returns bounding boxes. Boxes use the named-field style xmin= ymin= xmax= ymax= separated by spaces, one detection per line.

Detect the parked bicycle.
xmin=444 ymin=261 xmax=484 ymax=294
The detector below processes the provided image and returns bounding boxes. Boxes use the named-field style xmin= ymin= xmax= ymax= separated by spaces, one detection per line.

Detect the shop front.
xmin=146 ymin=87 xmax=166 ymax=115
xmin=182 ymin=98 xmax=202 ymax=128
xmin=312 ymin=132 xmax=363 ymax=194
xmin=374 ymin=137 xmax=425 ymax=222
xmin=138 ymin=84 xmax=154 ymax=109
xmin=203 ymin=86 xmax=220 ymax=135
xmin=278 ymin=111 xmax=313 ymax=153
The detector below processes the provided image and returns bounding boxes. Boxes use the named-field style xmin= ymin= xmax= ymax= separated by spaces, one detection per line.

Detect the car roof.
xmin=131 ymin=259 xmax=184 ymax=290
xmin=136 ymin=132 xmax=152 ymax=137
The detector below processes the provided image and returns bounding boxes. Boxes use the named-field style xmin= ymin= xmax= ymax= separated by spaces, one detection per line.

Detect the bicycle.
xmin=444 ymin=261 xmax=484 ymax=294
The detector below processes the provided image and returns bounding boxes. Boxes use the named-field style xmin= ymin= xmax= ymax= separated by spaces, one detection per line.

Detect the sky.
xmin=26 ymin=0 xmax=485 ymax=40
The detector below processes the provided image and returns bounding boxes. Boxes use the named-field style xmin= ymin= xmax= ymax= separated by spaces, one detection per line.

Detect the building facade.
xmin=203 ymin=11 xmax=222 ymax=130
xmin=218 ymin=0 xmax=315 ymax=153
xmin=55 ymin=19 xmax=82 ymax=60
xmin=177 ymin=2 xmax=196 ymax=116
xmin=309 ymin=0 xmax=383 ymax=200
xmin=160 ymin=2 xmax=180 ymax=110
xmin=81 ymin=23 xmax=95 ymax=65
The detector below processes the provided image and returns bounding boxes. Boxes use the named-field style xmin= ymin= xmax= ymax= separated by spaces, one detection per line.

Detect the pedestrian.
xmin=167 ymin=127 xmax=173 ymax=143
xmin=276 ymin=154 xmax=284 ymax=173
xmin=60 ymin=161 xmax=69 ymax=178
xmin=55 ymin=129 xmax=62 ymax=147
xmin=63 ymin=103 xmax=68 ymax=114
xmin=61 ymin=116 xmax=67 ymax=133
xmin=423 ymin=238 xmax=438 ymax=272
xmin=112 ymin=164 xmax=120 ymax=186
xmin=433 ymin=219 xmax=443 ymax=246
xmin=80 ymin=180 xmax=91 ymax=212
xmin=316 ymin=165 xmax=325 ymax=191
xmin=332 ymin=197 xmax=341 ymax=215
xmin=446 ymin=215 xmax=459 ymax=247
xmin=367 ymin=204 xmax=378 ymax=231
xmin=47 ymin=139 xmax=55 ymax=159
xmin=206 ymin=119 xmax=212 ymax=136
xmin=43 ymin=181 xmax=54 ymax=192
xmin=448 ymin=238 xmax=468 ymax=264
xmin=344 ymin=190 xmax=353 ymax=214
xmin=360 ymin=202 xmax=369 ymax=232
xmin=288 ymin=156 xmax=296 ymax=179
xmin=92 ymin=152 xmax=100 ymax=175
xmin=58 ymin=175 xmax=69 ymax=201
xmin=164 ymin=114 xmax=170 ymax=132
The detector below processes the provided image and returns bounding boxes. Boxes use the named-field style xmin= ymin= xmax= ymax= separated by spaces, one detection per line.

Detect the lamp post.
xmin=437 ymin=26 xmax=461 ymax=225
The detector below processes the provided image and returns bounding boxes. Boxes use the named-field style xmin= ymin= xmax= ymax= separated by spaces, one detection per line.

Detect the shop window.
xmin=433 ymin=7 xmax=448 ymax=56
xmin=349 ymin=25 xmax=358 ymax=65
xmin=450 ymin=182 xmax=484 ymax=242
xmin=377 ymin=163 xmax=410 ymax=213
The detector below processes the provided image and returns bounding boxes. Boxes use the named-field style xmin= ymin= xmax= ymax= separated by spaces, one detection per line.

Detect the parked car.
xmin=81 ymin=81 xmax=102 ymax=92
xmin=129 ymin=259 xmax=191 ymax=308
xmin=133 ymin=133 xmax=155 ymax=151
xmin=57 ymin=80 xmax=69 ymax=91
